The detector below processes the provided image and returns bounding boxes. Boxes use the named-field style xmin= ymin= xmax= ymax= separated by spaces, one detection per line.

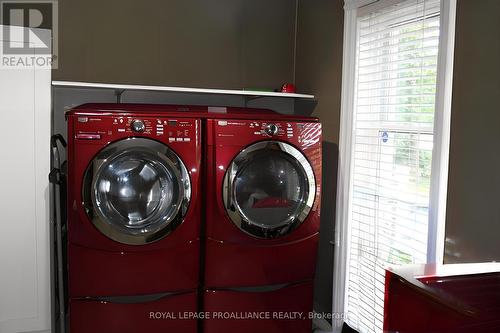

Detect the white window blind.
xmin=345 ymin=1 xmax=441 ymax=332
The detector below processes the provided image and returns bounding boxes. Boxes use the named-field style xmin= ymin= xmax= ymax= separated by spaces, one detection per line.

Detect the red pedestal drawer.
xmin=203 ymin=281 xmax=313 ymax=333
xmin=70 ymin=291 xmax=197 ymax=333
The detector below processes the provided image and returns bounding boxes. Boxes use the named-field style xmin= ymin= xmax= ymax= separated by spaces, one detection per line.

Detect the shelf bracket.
xmin=114 ymin=89 xmax=126 ymax=103
xmin=244 ymin=95 xmax=264 ymax=107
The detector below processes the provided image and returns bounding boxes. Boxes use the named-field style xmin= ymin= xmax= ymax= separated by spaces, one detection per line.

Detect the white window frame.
xmin=331 ymin=0 xmax=457 ymax=331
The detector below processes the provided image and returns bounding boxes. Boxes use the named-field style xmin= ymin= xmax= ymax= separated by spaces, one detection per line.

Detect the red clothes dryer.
xmin=66 ymin=107 xmax=202 ymax=333
xmin=204 ymin=115 xmax=322 ymax=333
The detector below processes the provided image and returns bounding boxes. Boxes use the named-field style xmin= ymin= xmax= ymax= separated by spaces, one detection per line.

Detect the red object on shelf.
xmin=281 ymin=83 xmax=296 ymax=93
xmin=384 ymin=264 xmax=500 ymax=333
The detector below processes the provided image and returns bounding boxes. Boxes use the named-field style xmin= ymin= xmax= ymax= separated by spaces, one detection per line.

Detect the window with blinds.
xmin=345 ymin=0 xmax=441 ymax=332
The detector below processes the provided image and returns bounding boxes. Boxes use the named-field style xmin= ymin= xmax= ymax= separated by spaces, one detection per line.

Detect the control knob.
xmin=265 ymin=123 xmax=279 ymax=136
xmin=131 ymin=119 xmax=145 ymax=133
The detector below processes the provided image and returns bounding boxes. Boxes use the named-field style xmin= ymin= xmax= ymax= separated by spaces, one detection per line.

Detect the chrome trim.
xmin=216 ymin=283 xmax=290 ymax=293
xmin=223 ymin=140 xmax=316 ymax=239
xmin=76 ymin=291 xmax=191 ymax=304
xmin=82 ymin=137 xmax=191 ymax=245
xmin=212 ymin=280 xmax=311 ymax=293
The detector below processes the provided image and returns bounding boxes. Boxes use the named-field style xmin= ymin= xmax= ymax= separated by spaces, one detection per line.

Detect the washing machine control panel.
xmin=73 ymin=115 xmax=198 ymax=145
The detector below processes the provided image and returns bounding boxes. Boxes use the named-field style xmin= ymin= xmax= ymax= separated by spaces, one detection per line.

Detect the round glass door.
xmin=83 ymin=138 xmax=191 ymax=245
xmin=223 ymin=141 xmax=316 ymax=239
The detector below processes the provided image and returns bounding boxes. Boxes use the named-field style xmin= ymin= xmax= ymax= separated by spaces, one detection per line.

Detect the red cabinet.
xmin=384 ymin=264 xmax=500 ymax=332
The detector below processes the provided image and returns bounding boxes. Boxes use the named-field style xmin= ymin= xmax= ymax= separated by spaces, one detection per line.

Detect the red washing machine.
xmin=204 ymin=114 xmax=322 ymax=333
xmin=66 ymin=105 xmax=202 ymax=333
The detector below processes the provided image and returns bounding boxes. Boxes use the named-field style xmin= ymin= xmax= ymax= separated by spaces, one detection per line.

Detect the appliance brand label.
xmin=217 ymin=120 xmax=247 ymax=126
xmin=208 ymin=106 xmax=227 ymax=113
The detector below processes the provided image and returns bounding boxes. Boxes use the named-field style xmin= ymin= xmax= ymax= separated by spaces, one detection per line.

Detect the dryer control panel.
xmin=72 ymin=115 xmax=198 ymax=146
xmin=213 ymin=119 xmax=321 ymax=148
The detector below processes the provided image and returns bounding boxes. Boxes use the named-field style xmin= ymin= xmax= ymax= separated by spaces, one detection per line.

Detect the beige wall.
xmin=53 ymin=0 xmax=296 ymax=90
xmin=444 ymin=0 xmax=500 ymax=263
xmin=295 ymin=0 xmax=344 ymax=316
xmin=295 ymin=0 xmax=343 ymax=144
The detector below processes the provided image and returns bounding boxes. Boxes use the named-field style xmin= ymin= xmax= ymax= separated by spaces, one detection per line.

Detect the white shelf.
xmin=52 ymin=81 xmax=315 ymax=99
